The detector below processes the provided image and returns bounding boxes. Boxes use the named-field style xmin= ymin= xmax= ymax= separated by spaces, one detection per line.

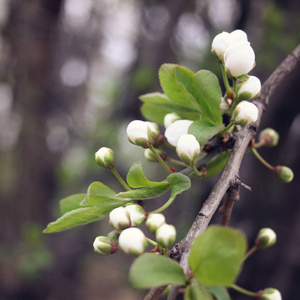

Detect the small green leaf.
xmin=127 ymin=162 xmax=168 ymax=188
xmin=129 ymin=253 xmax=186 ymax=289
xmin=188 ymin=226 xmax=247 ymax=286
xmin=205 ymin=151 xmax=231 ymax=178
xmin=159 ymin=64 xmax=200 ymax=111
xmin=140 ymin=93 xmax=199 ymax=124
xmin=188 ymin=121 xmax=223 ymax=145
xmin=60 ymin=194 xmax=86 ymax=215
xmin=167 ymin=173 xmax=191 ymax=198
xmin=207 ymin=286 xmax=231 ymax=300
xmin=185 ymin=278 xmax=213 ymax=300
xmin=81 ymin=182 xmax=129 ymax=207
xmin=117 ymin=184 xmax=170 ymax=200
xmin=43 ymin=206 xmax=112 ymax=233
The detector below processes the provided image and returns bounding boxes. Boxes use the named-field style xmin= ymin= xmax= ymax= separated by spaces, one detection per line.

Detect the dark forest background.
xmin=0 ymin=0 xmax=299 ymax=299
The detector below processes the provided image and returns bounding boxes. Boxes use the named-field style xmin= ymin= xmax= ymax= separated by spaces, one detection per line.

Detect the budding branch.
xmin=144 ymin=44 xmax=300 ymax=300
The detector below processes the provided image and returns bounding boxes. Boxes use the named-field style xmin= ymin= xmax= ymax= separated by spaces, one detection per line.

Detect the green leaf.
xmin=129 ymin=253 xmax=186 ymax=289
xmin=167 ymin=173 xmax=191 ymax=198
xmin=159 ymin=64 xmax=201 ymax=111
xmin=140 ymin=93 xmax=199 ymax=124
xmin=207 ymin=286 xmax=231 ymax=300
xmin=193 ymin=70 xmax=222 ymax=125
xmin=117 ymin=184 xmax=170 ymax=200
xmin=60 ymin=194 xmax=86 ymax=215
xmin=81 ymin=182 xmax=129 ymax=207
xmin=188 ymin=226 xmax=247 ymax=286
xmin=127 ymin=162 xmax=168 ymax=188
xmin=185 ymin=278 xmax=213 ymax=300
xmin=43 ymin=206 xmax=112 ymax=233
xmin=188 ymin=121 xmax=223 ymax=145
xmin=205 ymin=151 xmax=231 ymax=178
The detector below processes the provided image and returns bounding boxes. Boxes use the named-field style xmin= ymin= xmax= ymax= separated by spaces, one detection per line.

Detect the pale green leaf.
xmin=185 ymin=278 xmax=213 ymax=300
xmin=207 ymin=286 xmax=231 ymax=300
xmin=60 ymin=194 xmax=86 ymax=215
xmin=129 ymin=253 xmax=186 ymax=289
xmin=188 ymin=226 xmax=247 ymax=286
xmin=205 ymin=151 xmax=231 ymax=178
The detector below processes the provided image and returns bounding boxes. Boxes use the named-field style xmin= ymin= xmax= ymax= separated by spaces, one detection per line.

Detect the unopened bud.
xmin=176 ymin=134 xmax=200 ymax=166
xmin=125 ymin=204 xmax=146 ymax=226
xmin=164 ymin=113 xmax=181 ymax=128
xmin=95 ymin=147 xmax=115 ymax=169
xmin=258 ymin=288 xmax=282 ymax=300
xmin=127 ymin=120 xmax=152 ymax=148
xmin=255 ymin=228 xmax=276 ymax=249
xmin=93 ymin=236 xmax=118 ymax=255
xmin=145 ymin=121 xmax=160 ymax=141
xmin=109 ymin=207 xmax=131 ymax=230
xmin=146 ymin=213 xmax=166 ymax=234
xmin=274 ymin=166 xmax=294 ymax=183
xmin=237 ymin=76 xmax=261 ymax=100
xmin=164 ymin=119 xmax=193 ymax=147
xmin=259 ymin=128 xmax=279 ymax=147
xmin=220 ymin=97 xmax=232 ymax=113
xmin=233 ymin=101 xmax=258 ymax=126
xmin=155 ymin=224 xmax=176 ymax=248
xmin=118 ymin=228 xmax=148 ymax=256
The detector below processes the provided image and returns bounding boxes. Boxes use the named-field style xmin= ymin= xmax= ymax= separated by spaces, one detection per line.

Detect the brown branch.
xmin=146 ymin=44 xmax=300 ymax=300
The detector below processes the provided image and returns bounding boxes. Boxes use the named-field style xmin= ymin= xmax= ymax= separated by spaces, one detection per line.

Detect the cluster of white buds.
xmin=255 ymin=228 xmax=277 ymax=249
xmin=258 ymin=288 xmax=282 ymax=300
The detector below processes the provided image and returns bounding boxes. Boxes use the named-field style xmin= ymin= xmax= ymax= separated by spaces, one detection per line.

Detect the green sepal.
xmin=188 ymin=226 xmax=247 ymax=286
xmin=184 ymin=278 xmax=213 ymax=300
xmin=127 ymin=161 xmax=169 ymax=188
xmin=188 ymin=121 xmax=223 ymax=145
xmin=236 ymin=74 xmax=249 ymax=81
xmin=129 ymin=253 xmax=186 ymax=289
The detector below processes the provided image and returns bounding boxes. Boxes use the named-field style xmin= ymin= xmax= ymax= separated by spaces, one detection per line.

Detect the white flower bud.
xmin=211 ymin=30 xmax=248 ymax=61
xmin=164 ymin=120 xmax=193 ymax=147
xmin=255 ymin=228 xmax=277 ymax=249
xmin=220 ymin=97 xmax=232 ymax=113
xmin=259 ymin=128 xmax=279 ymax=147
xmin=237 ymin=76 xmax=261 ymax=100
xmin=259 ymin=288 xmax=282 ymax=300
xmin=156 ymin=224 xmax=176 ymax=248
xmin=118 ymin=227 xmax=148 ymax=256
xmin=233 ymin=101 xmax=258 ymax=126
xmin=93 ymin=236 xmax=118 ymax=255
xmin=164 ymin=113 xmax=181 ymax=128
xmin=95 ymin=147 xmax=115 ymax=169
xmin=176 ymin=134 xmax=200 ymax=166
xmin=145 ymin=121 xmax=160 ymax=141
xmin=127 ymin=120 xmax=152 ymax=148
xmin=109 ymin=207 xmax=131 ymax=230
xmin=224 ymin=42 xmax=255 ymax=77
xmin=125 ymin=204 xmax=146 ymax=226
xmin=146 ymin=213 xmax=166 ymax=234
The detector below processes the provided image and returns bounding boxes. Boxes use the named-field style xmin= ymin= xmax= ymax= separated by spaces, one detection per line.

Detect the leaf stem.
xmin=230 ymin=284 xmax=257 ymax=297
xmin=147 ymin=238 xmax=158 ymax=247
xmin=111 ymin=168 xmax=131 ymax=191
xmin=251 ymin=148 xmax=274 ymax=171
xmin=191 ymin=163 xmax=203 ymax=177
xmin=243 ymin=245 xmax=258 ymax=261
xmin=219 ymin=121 xmax=235 ymax=137
xmin=150 ymin=145 xmax=172 ymax=174
xmin=150 ymin=196 xmax=176 ymax=214
xmin=167 ymin=158 xmax=188 ymax=167
xmin=221 ymin=65 xmax=232 ymax=95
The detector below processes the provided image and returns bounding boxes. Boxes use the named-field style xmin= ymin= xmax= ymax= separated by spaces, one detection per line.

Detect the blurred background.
xmin=0 ymin=0 xmax=299 ymax=299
